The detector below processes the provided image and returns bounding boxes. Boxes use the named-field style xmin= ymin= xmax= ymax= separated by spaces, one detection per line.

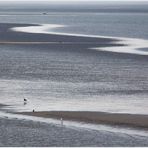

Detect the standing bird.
xmin=24 ymin=98 xmax=27 ymax=105
xmin=24 ymin=98 xmax=27 ymax=102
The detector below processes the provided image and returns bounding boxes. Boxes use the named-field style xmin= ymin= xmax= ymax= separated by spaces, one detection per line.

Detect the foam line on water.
xmin=10 ymin=24 xmax=148 ymax=55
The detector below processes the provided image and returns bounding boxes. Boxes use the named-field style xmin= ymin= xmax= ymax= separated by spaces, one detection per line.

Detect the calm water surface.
xmin=0 ymin=2 xmax=148 ymax=114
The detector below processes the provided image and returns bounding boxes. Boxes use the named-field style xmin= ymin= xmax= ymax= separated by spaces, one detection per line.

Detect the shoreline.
xmin=0 ymin=114 xmax=148 ymax=147
xmin=18 ymin=111 xmax=148 ymax=129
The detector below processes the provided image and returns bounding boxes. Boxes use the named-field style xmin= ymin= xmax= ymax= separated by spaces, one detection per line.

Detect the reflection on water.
xmin=0 ymin=44 xmax=148 ymax=114
xmin=0 ymin=3 xmax=148 ymax=114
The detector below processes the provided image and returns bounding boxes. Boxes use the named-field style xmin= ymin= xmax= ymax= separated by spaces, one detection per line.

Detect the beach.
xmin=0 ymin=19 xmax=148 ymax=146
xmin=0 ymin=104 xmax=148 ymax=146
xmin=19 ymin=111 xmax=148 ymax=128
xmin=1 ymin=116 xmax=148 ymax=147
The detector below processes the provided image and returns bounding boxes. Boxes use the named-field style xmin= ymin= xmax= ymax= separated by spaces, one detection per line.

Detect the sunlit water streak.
xmin=11 ymin=24 xmax=148 ymax=55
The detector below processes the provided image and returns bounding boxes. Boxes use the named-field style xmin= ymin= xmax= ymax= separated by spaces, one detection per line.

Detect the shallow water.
xmin=0 ymin=43 xmax=148 ymax=114
xmin=0 ymin=2 xmax=148 ymax=115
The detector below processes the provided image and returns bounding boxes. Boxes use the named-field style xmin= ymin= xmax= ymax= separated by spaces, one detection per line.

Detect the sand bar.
xmin=18 ymin=111 xmax=148 ymax=128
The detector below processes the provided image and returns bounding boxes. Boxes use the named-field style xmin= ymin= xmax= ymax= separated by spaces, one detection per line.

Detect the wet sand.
xmin=0 ymin=104 xmax=4 ymax=107
xmin=1 ymin=116 xmax=148 ymax=147
xmin=19 ymin=111 xmax=148 ymax=128
xmin=0 ymin=104 xmax=8 ymax=108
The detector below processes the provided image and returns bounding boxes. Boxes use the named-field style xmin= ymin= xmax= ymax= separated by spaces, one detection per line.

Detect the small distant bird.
xmin=24 ymin=98 xmax=27 ymax=105
xmin=24 ymin=98 xmax=27 ymax=102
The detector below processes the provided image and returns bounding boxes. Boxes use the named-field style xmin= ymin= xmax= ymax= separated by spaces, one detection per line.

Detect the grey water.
xmin=0 ymin=1 xmax=148 ymax=114
xmin=1 ymin=2 xmax=148 ymax=39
